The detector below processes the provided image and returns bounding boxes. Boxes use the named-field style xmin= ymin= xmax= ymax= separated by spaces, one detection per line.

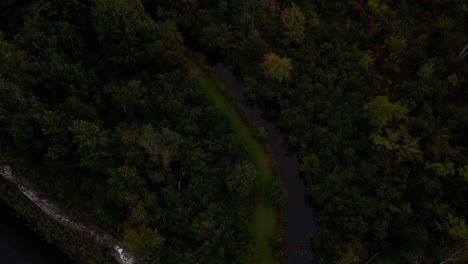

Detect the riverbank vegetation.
xmin=159 ymin=0 xmax=468 ymax=263
xmin=187 ymin=56 xmax=285 ymax=263
xmin=0 ymin=0 xmax=284 ymax=263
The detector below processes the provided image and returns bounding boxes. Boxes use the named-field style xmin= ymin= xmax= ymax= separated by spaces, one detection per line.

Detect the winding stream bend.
xmin=212 ymin=64 xmax=316 ymax=264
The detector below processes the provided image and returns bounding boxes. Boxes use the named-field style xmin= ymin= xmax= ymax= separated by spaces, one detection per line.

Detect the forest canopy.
xmin=159 ymin=0 xmax=468 ymax=263
xmin=0 ymin=0 xmax=283 ymax=263
xmin=1 ymin=0 xmax=467 ymax=264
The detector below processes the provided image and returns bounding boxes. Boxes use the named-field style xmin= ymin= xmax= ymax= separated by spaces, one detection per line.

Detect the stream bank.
xmin=0 ymin=166 xmax=134 ymax=264
xmin=212 ymin=63 xmax=316 ymax=264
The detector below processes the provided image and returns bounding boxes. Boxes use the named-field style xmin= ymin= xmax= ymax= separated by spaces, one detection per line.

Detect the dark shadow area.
xmin=0 ymin=201 xmax=75 ymax=264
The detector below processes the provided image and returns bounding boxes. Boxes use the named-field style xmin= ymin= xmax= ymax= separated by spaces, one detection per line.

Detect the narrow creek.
xmin=212 ymin=63 xmax=316 ymax=264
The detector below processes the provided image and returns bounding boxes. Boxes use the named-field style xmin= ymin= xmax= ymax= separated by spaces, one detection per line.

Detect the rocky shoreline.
xmin=0 ymin=166 xmax=134 ymax=264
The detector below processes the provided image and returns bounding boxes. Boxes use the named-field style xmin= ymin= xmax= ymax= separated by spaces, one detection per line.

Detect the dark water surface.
xmin=0 ymin=201 xmax=74 ymax=264
xmin=212 ymin=63 xmax=316 ymax=264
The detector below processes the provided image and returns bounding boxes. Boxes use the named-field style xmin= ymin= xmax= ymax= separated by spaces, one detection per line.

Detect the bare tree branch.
xmin=366 ymin=252 xmax=381 ymax=263
xmin=440 ymin=248 xmax=464 ymax=264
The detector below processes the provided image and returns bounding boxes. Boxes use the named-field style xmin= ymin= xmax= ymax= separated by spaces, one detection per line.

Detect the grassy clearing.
xmin=187 ymin=59 xmax=277 ymax=264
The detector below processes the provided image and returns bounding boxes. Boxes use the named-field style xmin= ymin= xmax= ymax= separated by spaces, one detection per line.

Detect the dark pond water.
xmin=212 ymin=63 xmax=316 ymax=264
xmin=0 ymin=201 xmax=74 ymax=264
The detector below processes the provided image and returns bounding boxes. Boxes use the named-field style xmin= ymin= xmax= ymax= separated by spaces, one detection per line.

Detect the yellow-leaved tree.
xmin=262 ymin=52 xmax=293 ymax=82
xmin=280 ymin=3 xmax=306 ymax=45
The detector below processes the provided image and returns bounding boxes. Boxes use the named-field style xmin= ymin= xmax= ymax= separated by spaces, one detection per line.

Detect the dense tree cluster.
xmin=0 ymin=0 xmax=264 ymax=263
xmin=162 ymin=0 xmax=468 ymax=263
xmin=2 ymin=0 xmax=467 ymax=263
